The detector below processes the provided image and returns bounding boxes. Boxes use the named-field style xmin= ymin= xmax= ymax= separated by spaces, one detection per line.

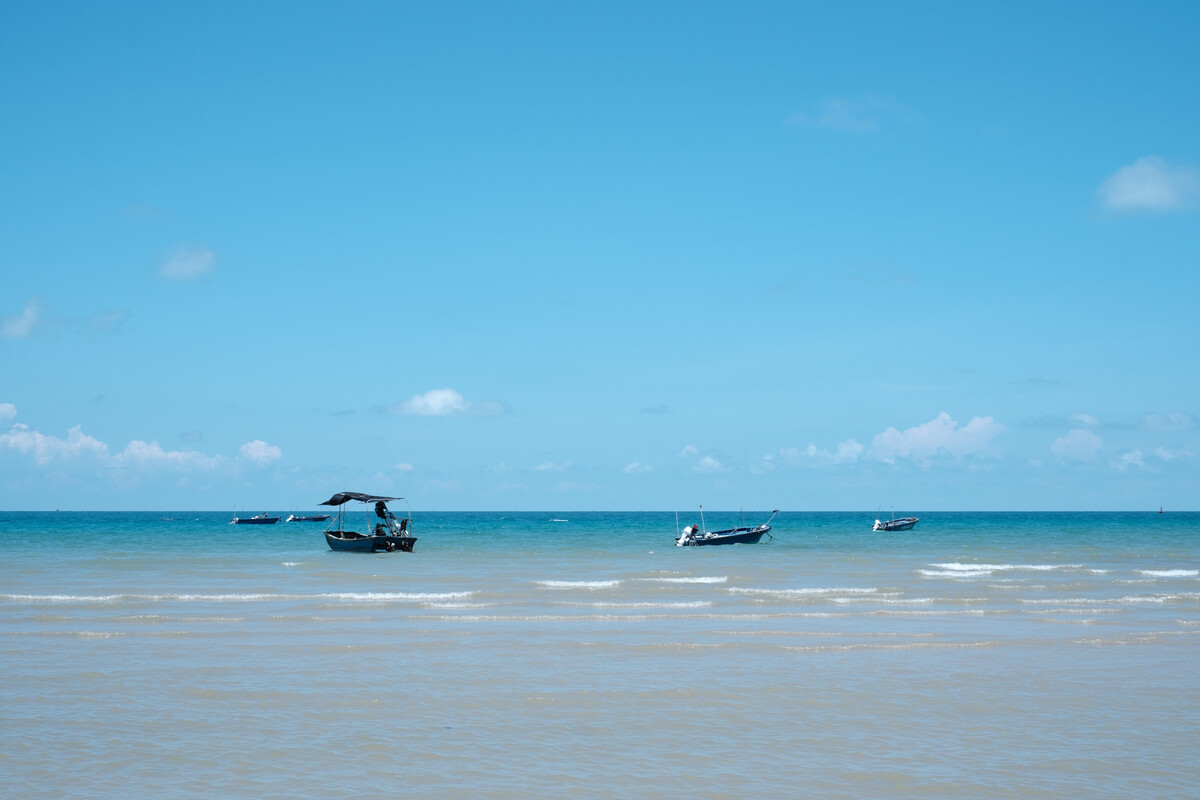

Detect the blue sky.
xmin=2 ymin=1 xmax=1198 ymax=511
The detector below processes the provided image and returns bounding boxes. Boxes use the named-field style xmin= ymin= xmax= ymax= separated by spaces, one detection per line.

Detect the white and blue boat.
xmin=676 ymin=508 xmax=777 ymax=546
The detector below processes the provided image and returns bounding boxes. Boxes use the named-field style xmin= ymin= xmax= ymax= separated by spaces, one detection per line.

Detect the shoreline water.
xmin=3 ymin=511 xmax=1198 ymax=798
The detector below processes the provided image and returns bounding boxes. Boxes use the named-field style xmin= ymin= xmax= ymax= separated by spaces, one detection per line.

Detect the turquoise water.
xmin=2 ymin=511 xmax=1198 ymax=798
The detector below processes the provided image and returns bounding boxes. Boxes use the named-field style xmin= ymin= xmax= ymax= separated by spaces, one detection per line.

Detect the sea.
xmin=2 ymin=510 xmax=1198 ymax=799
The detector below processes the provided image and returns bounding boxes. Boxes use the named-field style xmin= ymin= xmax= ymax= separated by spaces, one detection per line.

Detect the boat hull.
xmin=232 ymin=517 xmax=279 ymax=525
xmin=874 ymin=518 xmax=918 ymax=532
xmin=324 ymin=531 xmax=417 ymax=553
xmin=287 ymin=515 xmax=331 ymax=522
xmin=679 ymin=525 xmax=769 ymax=546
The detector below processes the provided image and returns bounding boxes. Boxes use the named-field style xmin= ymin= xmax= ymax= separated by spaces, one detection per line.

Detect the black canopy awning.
xmin=319 ymin=492 xmax=404 ymax=506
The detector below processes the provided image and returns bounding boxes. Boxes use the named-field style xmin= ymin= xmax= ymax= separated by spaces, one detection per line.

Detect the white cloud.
xmin=789 ymin=95 xmax=921 ymax=133
xmin=1098 ymin=157 xmax=1200 ymax=212
xmin=1112 ymin=450 xmax=1146 ymax=471
xmin=0 ymin=404 xmax=15 ymax=420
xmin=534 ymin=460 xmax=572 ymax=472
xmin=159 ymin=245 xmax=217 ymax=280
xmin=0 ymin=423 xmax=109 ymax=465
xmin=1140 ymin=411 xmax=1195 ymax=432
xmin=395 ymin=462 xmax=414 ymax=472
xmin=86 ymin=310 xmax=130 ymax=336
xmin=622 ymin=461 xmax=654 ymax=474
xmin=694 ymin=455 xmax=722 ymax=472
xmin=113 ymin=440 xmax=222 ymax=470
xmin=679 ymin=445 xmax=699 ymax=457
xmin=1154 ymin=446 xmax=1191 ymax=462
xmin=1069 ymin=413 xmax=1101 ymax=428
xmin=784 ymin=440 xmax=865 ymax=466
xmin=1051 ymin=429 xmax=1102 ymax=461
xmin=553 ymin=480 xmax=601 ymax=493
xmin=2 ymin=297 xmax=42 ymax=340
xmin=239 ymin=440 xmax=282 ymax=464
xmin=386 ymin=388 xmax=503 ymax=417
xmin=869 ymin=413 xmax=1003 ymax=464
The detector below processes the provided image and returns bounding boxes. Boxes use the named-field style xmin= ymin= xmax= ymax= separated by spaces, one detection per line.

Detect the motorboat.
xmin=676 ymin=508 xmax=777 ymax=547
xmin=873 ymin=515 xmax=918 ymax=532
xmin=319 ymin=491 xmax=417 ymax=553
xmin=286 ymin=514 xmax=331 ymax=522
xmin=230 ymin=512 xmax=280 ymax=525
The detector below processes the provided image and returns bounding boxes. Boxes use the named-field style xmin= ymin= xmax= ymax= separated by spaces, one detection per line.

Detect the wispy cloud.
xmin=779 ymin=440 xmax=866 ymax=467
xmin=385 ymin=388 xmax=503 ymax=417
xmin=1098 ymin=157 xmax=1200 ymax=212
xmin=239 ymin=440 xmax=282 ymax=464
xmin=534 ymin=460 xmax=572 ymax=472
xmin=870 ymin=412 xmax=1003 ymax=465
xmin=85 ymin=310 xmax=130 ymax=336
xmin=114 ymin=440 xmax=223 ymax=470
xmin=1051 ymin=429 xmax=1102 ymax=461
xmin=0 ymin=404 xmax=15 ymax=420
xmin=1111 ymin=450 xmax=1145 ymax=471
xmin=2 ymin=420 xmax=285 ymax=477
xmin=0 ymin=423 xmax=109 ymax=465
xmin=789 ymin=95 xmax=921 ymax=134
xmin=1139 ymin=411 xmax=1195 ymax=432
xmin=2 ymin=297 xmax=42 ymax=340
xmin=159 ymin=244 xmax=217 ymax=281
xmin=622 ymin=461 xmax=654 ymax=474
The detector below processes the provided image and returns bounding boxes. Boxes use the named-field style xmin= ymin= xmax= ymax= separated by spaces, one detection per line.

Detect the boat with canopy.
xmin=319 ymin=492 xmax=417 ymax=552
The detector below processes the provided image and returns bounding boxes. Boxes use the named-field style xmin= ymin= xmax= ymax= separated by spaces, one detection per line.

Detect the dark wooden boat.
xmin=677 ymin=509 xmax=777 ymax=547
xmin=286 ymin=514 xmax=331 ymax=522
xmin=230 ymin=513 xmax=279 ymax=525
xmin=319 ymin=491 xmax=417 ymax=553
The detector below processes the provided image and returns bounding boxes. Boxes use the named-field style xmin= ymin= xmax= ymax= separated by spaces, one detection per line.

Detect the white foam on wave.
xmin=1138 ymin=569 xmax=1199 ymax=578
xmin=922 ymin=562 xmax=1081 ymax=578
xmin=644 ymin=576 xmax=728 ymax=584
xmin=5 ymin=594 xmax=125 ymax=604
xmin=729 ymin=587 xmax=879 ymax=598
xmin=1119 ymin=593 xmax=1200 ymax=604
xmin=589 ymin=600 xmax=713 ymax=609
xmin=5 ymin=591 xmax=474 ymax=604
xmin=319 ymin=591 xmax=475 ymax=602
xmin=536 ymin=580 xmax=622 ymax=589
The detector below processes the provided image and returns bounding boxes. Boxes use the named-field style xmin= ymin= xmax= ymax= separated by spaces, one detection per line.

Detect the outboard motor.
xmin=676 ymin=524 xmax=698 ymax=547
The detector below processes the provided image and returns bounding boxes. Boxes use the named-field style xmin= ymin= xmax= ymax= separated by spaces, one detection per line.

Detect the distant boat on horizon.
xmin=230 ymin=512 xmax=279 ymax=525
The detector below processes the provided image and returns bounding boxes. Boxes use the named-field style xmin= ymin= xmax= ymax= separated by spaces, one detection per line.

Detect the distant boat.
xmin=677 ymin=509 xmax=777 ymax=547
xmin=231 ymin=512 xmax=279 ymax=525
xmin=286 ymin=514 xmax=331 ymax=522
xmin=873 ymin=514 xmax=918 ymax=532
xmin=319 ymin=492 xmax=417 ymax=553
